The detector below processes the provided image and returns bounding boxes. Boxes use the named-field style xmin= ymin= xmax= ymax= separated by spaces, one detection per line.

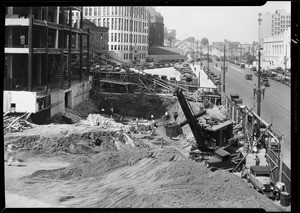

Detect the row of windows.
xmin=123 ymin=53 xmax=147 ymax=60
xmin=264 ymin=44 xmax=288 ymax=55
xmin=84 ymin=6 xmax=148 ymax=21
xmin=110 ymin=32 xmax=147 ymax=44
xmin=109 ymin=44 xmax=147 ymax=51
xmin=93 ymin=43 xmax=107 ymax=50
xmin=90 ymin=17 xmax=148 ymax=34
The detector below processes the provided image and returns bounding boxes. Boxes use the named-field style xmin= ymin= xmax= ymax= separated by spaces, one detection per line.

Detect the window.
xmin=115 ymin=45 xmax=117 ymax=50
xmin=85 ymin=8 xmax=88 ymax=16
xmin=107 ymin=7 xmax=110 ymax=15
xmin=112 ymin=18 xmax=114 ymax=30
xmin=111 ymin=33 xmax=113 ymax=42
xmin=89 ymin=7 xmax=92 ymax=16
xmin=115 ymin=33 xmax=117 ymax=41
xmin=112 ymin=7 xmax=114 ymax=15
xmin=98 ymin=7 xmax=101 ymax=15
xmin=118 ymin=33 xmax=120 ymax=42
xmin=101 ymin=33 xmax=103 ymax=40
xmin=107 ymin=18 xmax=110 ymax=29
xmin=94 ymin=7 xmax=97 ymax=15
xmin=111 ymin=45 xmax=113 ymax=50
xmin=98 ymin=18 xmax=101 ymax=26
xmin=118 ymin=45 xmax=120 ymax=50
xmin=115 ymin=6 xmax=118 ymax=15
xmin=103 ymin=7 xmax=106 ymax=16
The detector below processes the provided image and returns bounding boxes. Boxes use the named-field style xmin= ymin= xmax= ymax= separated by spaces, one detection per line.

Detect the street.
xmin=205 ymin=59 xmax=290 ymax=167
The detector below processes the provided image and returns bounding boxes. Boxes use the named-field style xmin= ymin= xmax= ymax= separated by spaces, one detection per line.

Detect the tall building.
xmin=81 ymin=19 xmax=109 ymax=55
xmin=148 ymin=7 xmax=164 ymax=47
xmin=259 ymin=9 xmax=291 ymax=45
xmin=82 ymin=6 xmax=150 ymax=63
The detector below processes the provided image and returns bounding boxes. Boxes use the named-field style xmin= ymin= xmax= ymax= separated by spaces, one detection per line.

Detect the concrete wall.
xmin=50 ymin=80 xmax=92 ymax=117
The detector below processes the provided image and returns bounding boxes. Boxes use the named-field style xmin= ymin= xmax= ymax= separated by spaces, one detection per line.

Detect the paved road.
xmin=206 ymin=59 xmax=290 ymax=168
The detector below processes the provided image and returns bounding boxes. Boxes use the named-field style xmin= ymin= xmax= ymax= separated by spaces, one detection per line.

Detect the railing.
xmin=220 ymin=92 xmax=291 ymax=194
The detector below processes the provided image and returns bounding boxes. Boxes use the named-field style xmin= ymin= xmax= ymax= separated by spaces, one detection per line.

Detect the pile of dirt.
xmin=72 ymin=98 xmax=100 ymax=118
xmin=6 ymin=131 xmax=119 ymax=155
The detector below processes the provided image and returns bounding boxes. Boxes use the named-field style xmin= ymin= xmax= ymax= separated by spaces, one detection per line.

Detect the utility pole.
xmin=257 ymin=12 xmax=262 ymax=117
xmin=223 ymin=45 xmax=225 ymax=93
xmin=207 ymin=42 xmax=209 ymax=71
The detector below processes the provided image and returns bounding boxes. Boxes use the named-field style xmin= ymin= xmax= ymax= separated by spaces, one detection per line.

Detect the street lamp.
xmin=255 ymin=12 xmax=263 ymax=117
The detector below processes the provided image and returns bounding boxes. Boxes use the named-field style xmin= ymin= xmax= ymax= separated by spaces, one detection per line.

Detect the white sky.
xmin=155 ymin=1 xmax=291 ymax=44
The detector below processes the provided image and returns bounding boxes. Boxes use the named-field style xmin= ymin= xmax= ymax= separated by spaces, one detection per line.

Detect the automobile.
xmin=203 ymin=148 xmax=244 ymax=172
xmin=240 ymin=63 xmax=245 ymax=68
xmin=262 ymin=77 xmax=270 ymax=87
xmin=242 ymin=166 xmax=277 ymax=200
xmin=245 ymin=74 xmax=253 ymax=80
xmin=250 ymin=66 xmax=257 ymax=71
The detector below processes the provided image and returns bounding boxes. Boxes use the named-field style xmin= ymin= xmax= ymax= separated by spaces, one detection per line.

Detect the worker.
xmin=173 ymin=111 xmax=179 ymax=122
xmin=110 ymin=107 xmax=114 ymax=118
xmin=255 ymin=154 xmax=260 ymax=166
xmin=164 ymin=111 xmax=170 ymax=124
xmin=135 ymin=118 xmax=139 ymax=133
xmin=253 ymin=83 xmax=256 ymax=99
xmin=5 ymin=144 xmax=19 ymax=166
xmin=261 ymin=84 xmax=266 ymax=99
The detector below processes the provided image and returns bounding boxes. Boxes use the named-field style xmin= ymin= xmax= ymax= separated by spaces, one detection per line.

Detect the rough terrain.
xmin=3 ymin=96 xmax=284 ymax=211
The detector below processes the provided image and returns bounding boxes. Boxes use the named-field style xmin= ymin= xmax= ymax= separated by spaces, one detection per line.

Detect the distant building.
xmin=81 ymin=19 xmax=109 ymax=55
xmin=81 ymin=6 xmax=150 ymax=63
xmin=148 ymin=7 xmax=164 ymax=47
xmin=262 ymin=27 xmax=290 ymax=69
xmin=259 ymin=9 xmax=291 ymax=45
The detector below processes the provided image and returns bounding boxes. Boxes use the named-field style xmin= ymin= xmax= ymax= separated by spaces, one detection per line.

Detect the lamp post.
xmin=256 ymin=12 xmax=262 ymax=117
xmin=223 ymin=45 xmax=226 ymax=93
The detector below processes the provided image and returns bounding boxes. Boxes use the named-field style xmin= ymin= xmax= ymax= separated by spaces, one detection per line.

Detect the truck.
xmin=242 ymin=166 xmax=277 ymax=200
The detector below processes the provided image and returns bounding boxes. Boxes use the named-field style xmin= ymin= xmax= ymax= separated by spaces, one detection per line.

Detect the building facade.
xmin=259 ymin=9 xmax=291 ymax=45
xmin=81 ymin=19 xmax=109 ymax=55
xmin=81 ymin=6 xmax=150 ymax=63
xmin=4 ymin=6 xmax=92 ymax=120
xmin=262 ymin=27 xmax=290 ymax=69
xmin=148 ymin=7 xmax=164 ymax=47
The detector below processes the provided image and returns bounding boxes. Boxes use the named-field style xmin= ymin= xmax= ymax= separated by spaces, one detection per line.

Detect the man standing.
xmin=253 ymin=83 xmax=257 ymax=99
xmin=261 ymin=84 xmax=266 ymax=99
xmin=5 ymin=144 xmax=19 ymax=166
xmin=173 ymin=112 xmax=179 ymax=122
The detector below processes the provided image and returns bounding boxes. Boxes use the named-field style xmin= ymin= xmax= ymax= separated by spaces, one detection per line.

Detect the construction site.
xmin=3 ymin=6 xmax=291 ymax=211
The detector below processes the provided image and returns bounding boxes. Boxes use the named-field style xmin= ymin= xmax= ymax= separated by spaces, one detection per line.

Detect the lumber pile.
xmin=3 ymin=112 xmax=33 ymax=133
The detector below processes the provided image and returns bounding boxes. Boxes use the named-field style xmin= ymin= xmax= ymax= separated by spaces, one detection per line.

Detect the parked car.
xmin=242 ymin=166 xmax=277 ymax=200
xmin=250 ymin=66 xmax=257 ymax=71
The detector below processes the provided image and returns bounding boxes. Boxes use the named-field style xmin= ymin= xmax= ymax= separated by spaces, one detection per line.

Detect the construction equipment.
xmin=174 ymin=88 xmax=213 ymax=153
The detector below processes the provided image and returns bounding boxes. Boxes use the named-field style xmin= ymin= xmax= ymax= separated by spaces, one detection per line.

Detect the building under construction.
xmin=4 ymin=6 xmax=92 ymax=122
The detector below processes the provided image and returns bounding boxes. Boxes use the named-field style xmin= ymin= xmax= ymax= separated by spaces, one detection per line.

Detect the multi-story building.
xmin=259 ymin=9 xmax=291 ymax=45
xmin=81 ymin=19 xmax=109 ymax=55
xmin=148 ymin=7 xmax=164 ymax=47
xmin=4 ymin=6 xmax=92 ymax=121
xmin=262 ymin=27 xmax=290 ymax=69
xmin=82 ymin=6 xmax=150 ymax=63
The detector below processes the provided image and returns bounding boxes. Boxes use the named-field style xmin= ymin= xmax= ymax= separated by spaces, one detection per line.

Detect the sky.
xmin=155 ymin=1 xmax=291 ymax=44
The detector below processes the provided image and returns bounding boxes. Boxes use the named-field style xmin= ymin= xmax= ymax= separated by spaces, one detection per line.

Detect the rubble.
xmin=4 ymin=97 xmax=284 ymax=211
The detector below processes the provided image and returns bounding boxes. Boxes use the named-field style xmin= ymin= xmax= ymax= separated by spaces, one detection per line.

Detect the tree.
xmin=244 ymin=52 xmax=256 ymax=65
xmin=164 ymin=27 xmax=177 ymax=47
xmin=201 ymin=37 xmax=209 ymax=60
